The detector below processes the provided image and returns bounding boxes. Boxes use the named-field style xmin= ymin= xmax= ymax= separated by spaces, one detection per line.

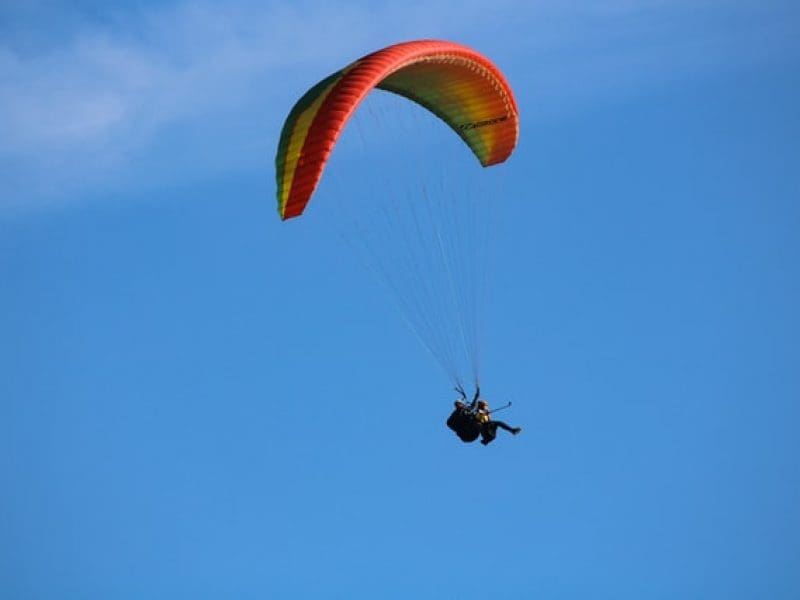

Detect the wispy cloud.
xmin=1 ymin=0 xmax=797 ymax=215
xmin=0 ymin=1 xmax=441 ymax=212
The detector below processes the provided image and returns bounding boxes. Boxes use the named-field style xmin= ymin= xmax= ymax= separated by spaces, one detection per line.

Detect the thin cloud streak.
xmin=0 ymin=1 xmax=462 ymax=212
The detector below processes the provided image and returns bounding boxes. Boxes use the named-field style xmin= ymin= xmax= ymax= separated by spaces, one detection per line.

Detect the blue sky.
xmin=2 ymin=1 xmax=799 ymax=598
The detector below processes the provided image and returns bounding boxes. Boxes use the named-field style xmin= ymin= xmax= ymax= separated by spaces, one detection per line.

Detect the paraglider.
xmin=474 ymin=399 xmax=522 ymax=445
xmin=275 ymin=40 xmax=522 ymax=442
xmin=446 ymin=386 xmax=522 ymax=445
xmin=446 ymin=386 xmax=482 ymax=442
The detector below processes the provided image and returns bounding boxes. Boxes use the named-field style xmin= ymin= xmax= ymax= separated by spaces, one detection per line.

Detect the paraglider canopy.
xmin=275 ymin=39 xmax=520 ymax=219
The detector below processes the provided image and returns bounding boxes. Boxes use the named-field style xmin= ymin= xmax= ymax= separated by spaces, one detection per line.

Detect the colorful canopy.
xmin=275 ymin=39 xmax=520 ymax=219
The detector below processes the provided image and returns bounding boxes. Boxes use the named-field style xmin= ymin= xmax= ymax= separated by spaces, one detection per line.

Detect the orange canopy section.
xmin=275 ymin=39 xmax=519 ymax=220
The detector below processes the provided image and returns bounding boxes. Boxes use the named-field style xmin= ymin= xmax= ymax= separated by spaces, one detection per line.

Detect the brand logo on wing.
xmin=458 ymin=115 xmax=509 ymax=131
